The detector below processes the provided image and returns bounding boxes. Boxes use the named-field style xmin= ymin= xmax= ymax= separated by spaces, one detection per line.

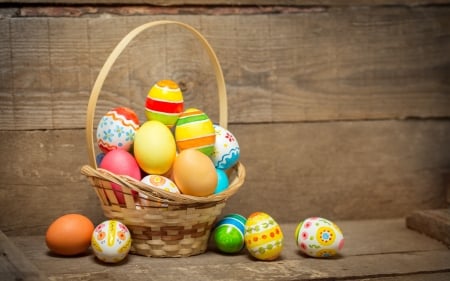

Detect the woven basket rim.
xmin=81 ymin=161 xmax=245 ymax=206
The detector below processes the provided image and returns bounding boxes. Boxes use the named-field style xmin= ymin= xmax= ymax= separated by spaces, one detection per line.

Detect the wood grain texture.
xmin=0 ymin=231 xmax=48 ymax=281
xmin=1 ymin=120 xmax=449 ymax=235
xmin=1 ymin=0 xmax=449 ymax=6
xmin=8 ymin=219 xmax=450 ymax=281
xmin=0 ymin=6 xmax=449 ymax=130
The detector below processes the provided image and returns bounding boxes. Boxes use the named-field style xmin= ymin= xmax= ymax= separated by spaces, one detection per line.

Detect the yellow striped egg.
xmin=145 ymin=80 xmax=184 ymax=128
xmin=174 ymin=108 xmax=215 ymax=156
xmin=245 ymin=212 xmax=283 ymax=261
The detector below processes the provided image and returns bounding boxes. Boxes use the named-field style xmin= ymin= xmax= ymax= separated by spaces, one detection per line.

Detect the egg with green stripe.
xmin=174 ymin=108 xmax=215 ymax=156
xmin=145 ymin=79 xmax=184 ymax=128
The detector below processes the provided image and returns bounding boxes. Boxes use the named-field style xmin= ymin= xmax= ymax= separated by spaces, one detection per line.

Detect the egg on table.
xmin=294 ymin=217 xmax=344 ymax=258
xmin=45 ymin=214 xmax=94 ymax=256
xmin=213 ymin=213 xmax=247 ymax=254
xmin=145 ymin=79 xmax=184 ymax=128
xmin=91 ymin=220 xmax=132 ymax=263
xmin=174 ymin=108 xmax=215 ymax=156
xmin=245 ymin=212 xmax=283 ymax=261
xmin=96 ymin=107 xmax=140 ymax=153
xmin=211 ymin=124 xmax=240 ymax=170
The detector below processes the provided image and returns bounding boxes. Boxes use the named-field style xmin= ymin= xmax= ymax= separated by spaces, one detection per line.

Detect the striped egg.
xmin=96 ymin=107 xmax=139 ymax=153
xmin=213 ymin=214 xmax=247 ymax=254
xmin=245 ymin=212 xmax=284 ymax=261
xmin=174 ymin=108 xmax=215 ymax=156
xmin=145 ymin=79 xmax=184 ymax=128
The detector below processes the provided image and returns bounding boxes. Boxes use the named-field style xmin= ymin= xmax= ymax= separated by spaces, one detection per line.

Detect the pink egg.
xmin=99 ymin=149 xmax=141 ymax=205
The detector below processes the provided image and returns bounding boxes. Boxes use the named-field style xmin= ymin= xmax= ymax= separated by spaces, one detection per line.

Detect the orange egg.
xmin=45 ymin=214 xmax=94 ymax=256
xmin=173 ymin=149 xmax=218 ymax=196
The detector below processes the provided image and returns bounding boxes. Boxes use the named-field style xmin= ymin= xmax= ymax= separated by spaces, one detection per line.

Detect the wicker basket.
xmin=80 ymin=20 xmax=245 ymax=257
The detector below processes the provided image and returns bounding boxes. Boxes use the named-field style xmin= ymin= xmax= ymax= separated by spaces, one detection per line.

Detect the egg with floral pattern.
xmin=91 ymin=220 xmax=131 ymax=263
xmin=294 ymin=217 xmax=344 ymax=258
xmin=96 ymin=107 xmax=140 ymax=153
xmin=245 ymin=212 xmax=283 ymax=261
xmin=211 ymin=125 xmax=240 ymax=170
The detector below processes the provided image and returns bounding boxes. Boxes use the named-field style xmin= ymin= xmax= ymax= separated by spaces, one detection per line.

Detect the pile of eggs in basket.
xmin=96 ymin=79 xmax=240 ymax=205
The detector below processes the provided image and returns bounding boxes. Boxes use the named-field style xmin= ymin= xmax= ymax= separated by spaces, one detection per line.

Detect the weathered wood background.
xmin=1 ymin=1 xmax=449 ymax=235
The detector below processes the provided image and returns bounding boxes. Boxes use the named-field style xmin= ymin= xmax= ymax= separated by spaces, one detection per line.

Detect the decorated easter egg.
xmin=141 ymin=175 xmax=180 ymax=194
xmin=99 ymin=149 xmax=141 ymax=205
xmin=211 ymin=124 xmax=240 ymax=169
xmin=172 ymin=149 xmax=217 ymax=196
xmin=245 ymin=212 xmax=283 ymax=261
xmin=214 ymin=168 xmax=229 ymax=194
xmin=91 ymin=220 xmax=131 ymax=263
xmin=175 ymin=108 xmax=215 ymax=156
xmin=138 ymin=175 xmax=180 ymax=208
xmin=145 ymin=79 xmax=184 ymax=128
xmin=96 ymin=107 xmax=139 ymax=153
xmin=213 ymin=214 xmax=247 ymax=254
xmin=134 ymin=120 xmax=176 ymax=175
xmin=295 ymin=217 xmax=344 ymax=258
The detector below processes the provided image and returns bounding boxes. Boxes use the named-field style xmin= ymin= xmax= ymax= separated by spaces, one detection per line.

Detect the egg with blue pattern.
xmin=211 ymin=125 xmax=240 ymax=170
xmin=96 ymin=107 xmax=140 ymax=153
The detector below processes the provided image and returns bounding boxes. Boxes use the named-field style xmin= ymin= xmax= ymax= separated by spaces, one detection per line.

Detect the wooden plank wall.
xmin=1 ymin=1 xmax=449 ymax=235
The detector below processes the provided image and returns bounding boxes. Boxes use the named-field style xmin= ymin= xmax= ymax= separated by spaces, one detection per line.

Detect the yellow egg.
xmin=245 ymin=212 xmax=284 ymax=261
xmin=172 ymin=149 xmax=218 ymax=196
xmin=134 ymin=120 xmax=176 ymax=175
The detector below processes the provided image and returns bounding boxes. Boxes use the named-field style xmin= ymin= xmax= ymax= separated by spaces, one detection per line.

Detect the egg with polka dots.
xmin=294 ymin=217 xmax=344 ymax=258
xmin=245 ymin=212 xmax=283 ymax=261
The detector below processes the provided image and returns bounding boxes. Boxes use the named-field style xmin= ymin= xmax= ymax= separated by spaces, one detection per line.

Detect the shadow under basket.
xmin=81 ymin=20 xmax=245 ymax=257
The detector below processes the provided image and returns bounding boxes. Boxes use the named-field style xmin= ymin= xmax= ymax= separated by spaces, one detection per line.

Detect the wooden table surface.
xmin=2 ymin=218 xmax=450 ymax=281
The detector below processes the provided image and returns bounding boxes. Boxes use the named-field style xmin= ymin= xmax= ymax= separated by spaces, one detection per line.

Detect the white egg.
xmin=211 ymin=125 xmax=240 ymax=169
xmin=295 ymin=217 xmax=344 ymax=258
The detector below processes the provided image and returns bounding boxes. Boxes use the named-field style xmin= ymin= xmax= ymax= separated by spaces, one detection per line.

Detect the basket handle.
xmin=86 ymin=20 xmax=228 ymax=169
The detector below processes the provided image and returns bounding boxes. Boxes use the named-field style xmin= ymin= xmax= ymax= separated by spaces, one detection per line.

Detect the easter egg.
xmin=245 ymin=212 xmax=283 ymax=261
xmin=45 ymin=214 xmax=94 ymax=256
xmin=91 ymin=220 xmax=131 ymax=263
xmin=295 ymin=217 xmax=344 ymax=258
xmin=138 ymin=175 xmax=180 ymax=208
xmin=100 ymin=149 xmax=141 ymax=205
xmin=141 ymin=174 xmax=180 ymax=193
xmin=175 ymin=108 xmax=215 ymax=156
xmin=211 ymin=124 xmax=240 ymax=169
xmin=96 ymin=107 xmax=139 ymax=153
xmin=213 ymin=214 xmax=247 ymax=254
xmin=145 ymin=79 xmax=184 ymax=128
xmin=134 ymin=120 xmax=176 ymax=175
xmin=214 ymin=168 xmax=229 ymax=194
xmin=172 ymin=149 xmax=217 ymax=196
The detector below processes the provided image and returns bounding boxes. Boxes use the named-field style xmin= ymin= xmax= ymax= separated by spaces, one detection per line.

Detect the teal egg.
xmin=214 ymin=168 xmax=229 ymax=194
xmin=213 ymin=214 xmax=247 ymax=254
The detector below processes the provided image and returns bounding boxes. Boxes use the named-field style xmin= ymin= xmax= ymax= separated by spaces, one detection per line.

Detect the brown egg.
xmin=173 ymin=149 xmax=218 ymax=196
xmin=45 ymin=214 xmax=94 ymax=256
